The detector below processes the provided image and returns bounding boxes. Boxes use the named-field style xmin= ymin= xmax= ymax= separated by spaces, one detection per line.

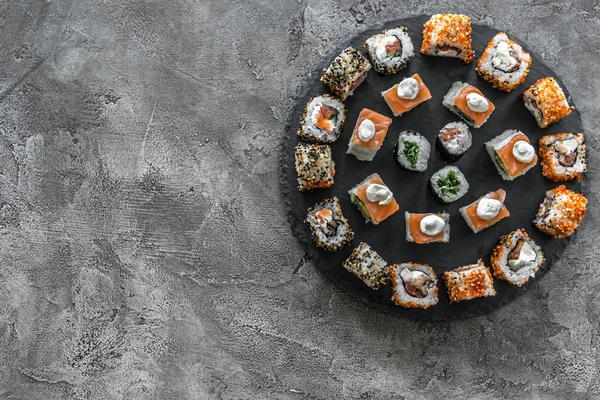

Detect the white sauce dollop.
xmin=512 ymin=140 xmax=535 ymax=163
xmin=358 ymin=119 xmax=376 ymax=142
xmin=466 ymin=93 xmax=489 ymax=112
xmin=374 ymin=36 xmax=399 ymax=60
xmin=366 ymin=183 xmax=393 ymax=205
xmin=476 ymin=198 xmax=502 ymax=220
xmin=397 ymin=77 xmax=419 ymax=100
xmin=508 ymin=241 xmax=536 ymax=271
xmin=419 ymin=215 xmax=445 ymax=236
xmin=492 ymin=41 xmax=519 ymax=72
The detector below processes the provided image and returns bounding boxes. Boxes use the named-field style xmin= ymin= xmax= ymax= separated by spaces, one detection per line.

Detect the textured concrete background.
xmin=0 ymin=0 xmax=598 ymax=399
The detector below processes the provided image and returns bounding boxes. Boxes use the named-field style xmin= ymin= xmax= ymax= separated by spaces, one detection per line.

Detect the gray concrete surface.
xmin=0 ymin=0 xmax=598 ymax=399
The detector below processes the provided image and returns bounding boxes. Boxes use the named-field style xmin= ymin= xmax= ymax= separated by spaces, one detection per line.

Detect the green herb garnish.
xmin=437 ymin=170 xmax=461 ymax=196
xmin=403 ymin=140 xmax=420 ymax=169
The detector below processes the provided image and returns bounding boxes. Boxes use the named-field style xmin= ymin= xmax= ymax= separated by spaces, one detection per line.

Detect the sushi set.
xmin=281 ymin=15 xmax=588 ymax=319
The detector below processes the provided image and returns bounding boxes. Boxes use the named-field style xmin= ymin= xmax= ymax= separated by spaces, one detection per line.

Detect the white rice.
xmin=365 ymin=27 xmax=414 ymax=73
xmin=391 ymin=263 xmax=439 ymax=309
xmin=342 ymin=242 xmax=389 ymax=289
xmin=429 ymin=166 xmax=469 ymax=204
xmin=492 ymin=230 xmax=544 ymax=286
xmin=395 ymin=130 xmax=430 ymax=172
xmin=477 ymin=33 xmax=532 ymax=87
xmin=305 ymin=198 xmax=352 ymax=249
xmin=298 ymin=95 xmax=345 ymax=143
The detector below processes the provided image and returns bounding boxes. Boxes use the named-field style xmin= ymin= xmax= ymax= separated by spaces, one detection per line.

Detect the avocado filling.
xmin=349 ymin=192 xmax=372 ymax=221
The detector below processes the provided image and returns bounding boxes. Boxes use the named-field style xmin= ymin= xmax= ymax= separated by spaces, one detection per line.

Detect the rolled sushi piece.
xmin=534 ymin=185 xmax=587 ymax=238
xmin=395 ymin=130 xmax=431 ymax=172
xmin=485 ymin=129 xmax=538 ymax=181
xmin=539 ymin=133 xmax=587 ymax=182
xmin=420 ymin=14 xmax=475 ymax=64
xmin=364 ymin=27 xmax=415 ymax=75
xmin=346 ymin=108 xmax=392 ymax=161
xmin=442 ymin=81 xmax=495 ymax=128
xmin=523 ymin=77 xmax=572 ymax=128
xmin=321 ymin=47 xmax=371 ymax=101
xmin=490 ymin=229 xmax=545 ymax=287
xmin=459 ymin=189 xmax=510 ymax=233
xmin=381 ymin=73 xmax=432 ymax=117
xmin=391 ymin=263 xmax=439 ymax=309
xmin=428 ymin=166 xmax=469 ymax=204
xmin=476 ymin=32 xmax=532 ymax=92
xmin=305 ymin=197 xmax=354 ymax=251
xmin=295 ymin=143 xmax=335 ymax=191
xmin=348 ymin=173 xmax=399 ymax=225
xmin=405 ymin=211 xmax=450 ymax=244
xmin=342 ymin=242 xmax=390 ymax=289
xmin=297 ymin=95 xmax=346 ymax=143
xmin=436 ymin=121 xmax=472 ymax=162
xmin=443 ymin=259 xmax=496 ymax=303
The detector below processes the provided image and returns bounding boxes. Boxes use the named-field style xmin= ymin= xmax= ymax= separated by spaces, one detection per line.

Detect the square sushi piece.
xmin=346 ymin=108 xmax=392 ymax=161
xmin=297 ymin=95 xmax=346 ymax=143
xmin=364 ymin=27 xmax=415 ymax=75
xmin=321 ymin=47 xmax=371 ymax=101
xmin=395 ymin=130 xmax=431 ymax=172
xmin=391 ymin=263 xmax=439 ymax=309
xmin=405 ymin=211 xmax=450 ymax=244
xmin=348 ymin=173 xmax=399 ymax=225
xmin=459 ymin=189 xmax=510 ymax=233
xmin=534 ymin=185 xmax=587 ymax=238
xmin=476 ymin=32 xmax=532 ymax=92
xmin=420 ymin=14 xmax=475 ymax=64
xmin=429 ymin=166 xmax=469 ymax=204
xmin=295 ymin=143 xmax=335 ymax=191
xmin=490 ymin=229 xmax=545 ymax=287
xmin=539 ymin=133 xmax=587 ymax=182
xmin=443 ymin=259 xmax=496 ymax=303
xmin=523 ymin=77 xmax=572 ymax=128
xmin=342 ymin=242 xmax=390 ymax=289
xmin=442 ymin=81 xmax=495 ymax=128
xmin=485 ymin=129 xmax=538 ymax=181
xmin=382 ymin=73 xmax=431 ymax=117
xmin=436 ymin=121 xmax=472 ymax=162
xmin=305 ymin=197 xmax=354 ymax=251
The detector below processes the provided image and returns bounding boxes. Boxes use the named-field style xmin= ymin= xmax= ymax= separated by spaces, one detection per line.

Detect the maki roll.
xmin=459 ymin=189 xmax=510 ymax=233
xmin=395 ymin=130 xmax=431 ymax=172
xmin=476 ymin=32 xmax=532 ymax=92
xmin=346 ymin=108 xmax=392 ymax=161
xmin=443 ymin=259 xmax=496 ymax=303
xmin=348 ymin=173 xmax=399 ymax=225
xmin=539 ymin=133 xmax=587 ymax=182
xmin=436 ymin=121 xmax=472 ymax=162
xmin=429 ymin=166 xmax=469 ymax=204
xmin=420 ymin=14 xmax=475 ymax=64
xmin=485 ymin=129 xmax=538 ymax=181
xmin=534 ymin=185 xmax=587 ymax=238
xmin=295 ymin=143 xmax=335 ymax=191
xmin=382 ymin=73 xmax=432 ymax=117
xmin=321 ymin=47 xmax=371 ymax=101
xmin=364 ymin=27 xmax=415 ymax=75
xmin=405 ymin=211 xmax=450 ymax=244
xmin=442 ymin=81 xmax=495 ymax=128
xmin=342 ymin=242 xmax=390 ymax=289
xmin=297 ymin=95 xmax=346 ymax=143
xmin=523 ymin=77 xmax=572 ymax=128
xmin=490 ymin=229 xmax=545 ymax=287
xmin=391 ymin=263 xmax=439 ymax=309
xmin=305 ymin=197 xmax=354 ymax=251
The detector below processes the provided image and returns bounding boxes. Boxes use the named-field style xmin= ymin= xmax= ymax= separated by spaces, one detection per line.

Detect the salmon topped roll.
xmin=443 ymin=259 xmax=496 ymax=303
xmin=459 ymin=189 xmax=510 ymax=233
xmin=321 ymin=47 xmax=371 ymax=100
xmin=420 ymin=14 xmax=475 ymax=64
xmin=297 ymin=95 xmax=346 ymax=143
xmin=346 ymin=108 xmax=392 ymax=161
xmin=305 ymin=197 xmax=354 ymax=251
xmin=523 ymin=77 xmax=572 ymax=128
xmin=342 ymin=242 xmax=390 ymax=289
xmin=405 ymin=211 xmax=450 ymax=244
xmin=364 ymin=27 xmax=415 ymax=75
xmin=534 ymin=185 xmax=587 ymax=238
xmin=348 ymin=173 xmax=399 ymax=225
xmin=381 ymin=73 xmax=432 ymax=117
xmin=490 ymin=229 xmax=545 ymax=287
xmin=539 ymin=133 xmax=587 ymax=182
xmin=391 ymin=263 xmax=439 ymax=309
xmin=295 ymin=143 xmax=335 ymax=191
xmin=485 ymin=129 xmax=538 ymax=181
xmin=442 ymin=81 xmax=495 ymax=128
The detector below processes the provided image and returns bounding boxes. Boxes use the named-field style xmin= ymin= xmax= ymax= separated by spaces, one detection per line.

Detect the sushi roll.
xmin=420 ymin=14 xmax=475 ymax=64
xmin=459 ymin=189 xmax=510 ymax=233
xmin=442 ymin=81 xmax=495 ymax=128
xmin=364 ymin=27 xmax=415 ymax=75
xmin=297 ymin=95 xmax=346 ymax=143
xmin=391 ymin=263 xmax=439 ymax=309
xmin=342 ymin=242 xmax=390 ymax=289
xmin=436 ymin=121 xmax=472 ymax=162
xmin=523 ymin=77 xmax=572 ymax=128
xmin=539 ymin=133 xmax=587 ymax=182
xmin=534 ymin=185 xmax=587 ymax=238
xmin=490 ymin=229 xmax=545 ymax=287
xmin=348 ymin=173 xmax=399 ymax=225
xmin=395 ymin=130 xmax=431 ymax=172
xmin=443 ymin=259 xmax=496 ymax=303
xmin=428 ymin=166 xmax=469 ymax=204
xmin=381 ymin=73 xmax=432 ymax=117
xmin=346 ymin=108 xmax=392 ymax=161
xmin=485 ymin=129 xmax=538 ymax=181
xmin=476 ymin=32 xmax=532 ymax=92
xmin=305 ymin=197 xmax=354 ymax=251
xmin=405 ymin=211 xmax=450 ymax=244
xmin=295 ymin=143 xmax=335 ymax=191
xmin=321 ymin=47 xmax=371 ymax=101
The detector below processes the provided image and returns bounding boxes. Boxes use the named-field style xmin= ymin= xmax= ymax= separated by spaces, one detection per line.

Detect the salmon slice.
xmin=350 ymin=108 xmax=393 ymax=149
xmin=408 ymin=213 xmax=445 ymax=244
xmin=453 ymin=86 xmax=495 ymax=127
xmin=383 ymin=73 xmax=432 ymax=116
xmin=355 ymin=174 xmax=399 ymax=223
xmin=496 ymin=134 xmax=538 ymax=177
xmin=464 ymin=189 xmax=510 ymax=232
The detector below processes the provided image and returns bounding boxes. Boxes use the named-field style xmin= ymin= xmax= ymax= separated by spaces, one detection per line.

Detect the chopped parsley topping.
xmin=437 ymin=170 xmax=461 ymax=196
xmin=403 ymin=140 xmax=420 ymax=169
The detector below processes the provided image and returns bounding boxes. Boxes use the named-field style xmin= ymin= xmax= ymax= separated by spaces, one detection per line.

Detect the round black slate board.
xmin=280 ymin=15 xmax=587 ymax=320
